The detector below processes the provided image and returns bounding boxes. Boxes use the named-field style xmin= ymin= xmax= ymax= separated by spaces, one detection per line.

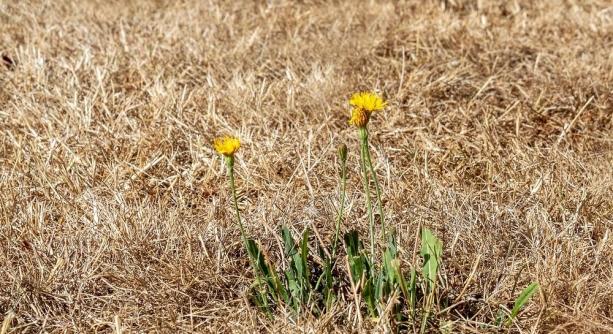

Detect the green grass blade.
xmin=300 ymin=229 xmax=310 ymax=284
xmin=409 ymin=268 xmax=417 ymax=317
xmin=322 ymin=259 xmax=335 ymax=311
xmin=506 ymin=282 xmax=539 ymax=325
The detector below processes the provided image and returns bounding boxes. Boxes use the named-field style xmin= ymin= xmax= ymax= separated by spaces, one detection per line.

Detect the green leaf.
xmin=314 ymin=240 xmax=335 ymax=311
xmin=344 ymin=231 xmax=369 ymax=285
xmin=374 ymin=267 xmax=385 ymax=302
xmin=245 ymin=238 xmax=288 ymax=304
xmin=420 ymin=228 xmax=443 ymax=293
xmin=280 ymin=226 xmax=313 ymax=310
xmin=322 ymin=259 xmax=335 ymax=310
xmin=384 ymin=248 xmax=396 ymax=286
xmin=293 ymin=253 xmax=304 ymax=281
xmin=363 ymin=277 xmax=377 ymax=317
xmin=386 ymin=231 xmax=398 ymax=257
xmin=344 ymin=230 xmax=361 ymax=257
xmin=383 ymin=233 xmax=398 ymax=290
xmin=281 ymin=226 xmax=297 ymax=257
xmin=506 ymin=282 xmax=539 ymax=325
xmin=347 ymin=255 xmax=363 ymax=285
xmin=280 ymin=226 xmax=300 ymax=308
xmin=245 ymin=239 xmax=270 ymax=277
xmin=393 ymin=260 xmax=409 ymax=302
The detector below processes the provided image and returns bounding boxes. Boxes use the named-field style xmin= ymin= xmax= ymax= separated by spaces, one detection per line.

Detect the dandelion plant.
xmin=214 ymin=136 xmax=286 ymax=313
xmin=348 ymin=91 xmax=387 ymax=262
xmin=213 ymin=136 xmax=244 ymax=241
xmin=213 ymin=94 xmax=539 ymax=330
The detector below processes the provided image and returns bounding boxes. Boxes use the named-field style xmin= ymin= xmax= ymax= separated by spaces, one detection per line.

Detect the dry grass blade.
xmin=1 ymin=312 xmax=15 ymax=334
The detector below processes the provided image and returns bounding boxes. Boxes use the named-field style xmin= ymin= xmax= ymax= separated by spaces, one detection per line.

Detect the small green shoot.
xmin=507 ymin=282 xmax=539 ymax=326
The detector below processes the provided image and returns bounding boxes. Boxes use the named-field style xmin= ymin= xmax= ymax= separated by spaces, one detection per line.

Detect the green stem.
xmin=331 ymin=156 xmax=347 ymax=259
xmin=359 ymin=127 xmax=375 ymax=266
xmin=226 ymin=155 xmax=278 ymax=313
xmin=361 ymin=128 xmax=386 ymax=241
xmin=227 ymin=156 xmax=247 ymax=245
xmin=227 ymin=157 xmax=258 ymax=278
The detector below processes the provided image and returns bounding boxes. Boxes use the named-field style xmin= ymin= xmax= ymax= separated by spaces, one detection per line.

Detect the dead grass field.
xmin=1 ymin=0 xmax=612 ymax=332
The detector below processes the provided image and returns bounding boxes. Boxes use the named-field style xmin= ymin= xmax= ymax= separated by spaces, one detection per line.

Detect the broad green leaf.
xmin=280 ymin=226 xmax=313 ymax=309
xmin=281 ymin=226 xmax=297 ymax=257
xmin=420 ymin=228 xmax=443 ymax=293
xmin=344 ymin=231 xmax=369 ymax=285
xmin=245 ymin=239 xmax=269 ymax=276
xmin=344 ymin=230 xmax=361 ymax=257
xmin=348 ymin=255 xmax=364 ymax=284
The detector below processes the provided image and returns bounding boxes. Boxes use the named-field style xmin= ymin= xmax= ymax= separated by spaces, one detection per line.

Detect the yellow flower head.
xmin=213 ymin=136 xmax=241 ymax=156
xmin=348 ymin=107 xmax=369 ymax=127
xmin=349 ymin=92 xmax=386 ymax=112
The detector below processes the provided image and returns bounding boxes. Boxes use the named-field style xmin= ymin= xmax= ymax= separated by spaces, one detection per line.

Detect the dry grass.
xmin=1 ymin=0 xmax=612 ymax=332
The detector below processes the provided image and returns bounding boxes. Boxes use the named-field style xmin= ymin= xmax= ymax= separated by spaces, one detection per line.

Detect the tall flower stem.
xmin=332 ymin=145 xmax=348 ymax=259
xmin=226 ymin=155 xmax=275 ymax=304
xmin=359 ymin=127 xmax=375 ymax=265
xmin=360 ymin=128 xmax=386 ymax=241
xmin=226 ymin=156 xmax=247 ymax=245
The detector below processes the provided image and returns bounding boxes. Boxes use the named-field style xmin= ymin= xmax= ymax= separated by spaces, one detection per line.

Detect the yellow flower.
xmin=348 ymin=108 xmax=370 ymax=127
xmin=213 ymin=136 xmax=241 ymax=156
xmin=349 ymin=92 xmax=386 ymax=112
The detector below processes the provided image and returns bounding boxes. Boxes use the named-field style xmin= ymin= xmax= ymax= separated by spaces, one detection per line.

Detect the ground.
xmin=0 ymin=0 xmax=612 ymax=332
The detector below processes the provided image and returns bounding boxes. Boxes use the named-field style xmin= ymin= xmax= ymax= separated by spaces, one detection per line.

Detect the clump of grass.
xmin=215 ymin=93 xmax=540 ymax=331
